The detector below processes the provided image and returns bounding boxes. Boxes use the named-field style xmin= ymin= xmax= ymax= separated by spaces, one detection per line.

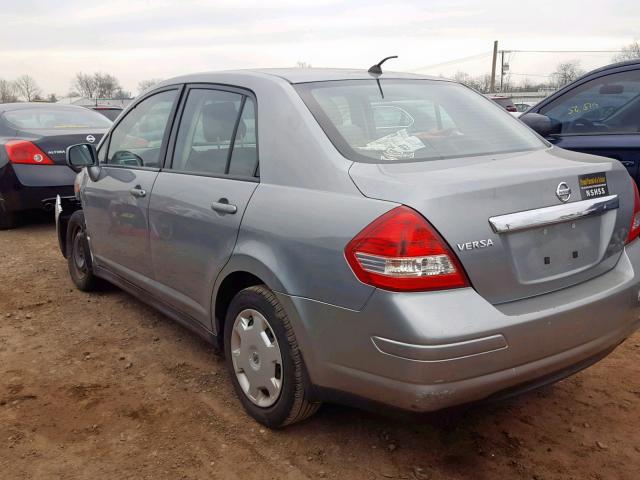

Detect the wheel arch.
xmin=212 ymin=254 xmax=287 ymax=344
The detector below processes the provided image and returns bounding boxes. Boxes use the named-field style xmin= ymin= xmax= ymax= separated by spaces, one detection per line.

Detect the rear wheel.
xmin=224 ymin=285 xmax=320 ymax=428
xmin=0 ymin=209 xmax=16 ymax=230
xmin=66 ymin=210 xmax=98 ymax=291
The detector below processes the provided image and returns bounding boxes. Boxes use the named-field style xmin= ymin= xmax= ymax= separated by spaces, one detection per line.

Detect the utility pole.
xmin=500 ymin=50 xmax=505 ymax=92
xmin=490 ymin=40 xmax=498 ymax=93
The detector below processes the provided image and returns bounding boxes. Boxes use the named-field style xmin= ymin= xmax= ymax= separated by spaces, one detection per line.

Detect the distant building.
xmin=56 ymin=97 xmax=134 ymax=107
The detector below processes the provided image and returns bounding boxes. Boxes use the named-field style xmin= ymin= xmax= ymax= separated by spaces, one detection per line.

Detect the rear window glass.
xmin=296 ymin=80 xmax=544 ymax=163
xmin=93 ymin=108 xmax=122 ymax=121
xmin=3 ymin=107 xmax=112 ymax=130
xmin=491 ymin=97 xmax=515 ymax=108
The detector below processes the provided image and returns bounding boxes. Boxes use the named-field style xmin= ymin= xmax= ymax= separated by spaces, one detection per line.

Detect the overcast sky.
xmin=0 ymin=0 xmax=637 ymax=96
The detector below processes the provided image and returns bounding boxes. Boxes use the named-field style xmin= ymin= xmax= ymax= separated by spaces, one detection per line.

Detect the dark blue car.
xmin=522 ymin=59 xmax=640 ymax=182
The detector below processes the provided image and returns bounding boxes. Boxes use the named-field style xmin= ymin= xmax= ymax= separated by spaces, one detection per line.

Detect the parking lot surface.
xmin=1 ymin=219 xmax=639 ymax=480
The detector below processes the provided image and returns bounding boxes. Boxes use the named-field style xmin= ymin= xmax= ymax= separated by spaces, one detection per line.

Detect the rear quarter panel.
xmin=222 ymin=184 xmax=395 ymax=313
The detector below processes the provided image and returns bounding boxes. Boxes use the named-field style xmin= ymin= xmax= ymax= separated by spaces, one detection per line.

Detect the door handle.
xmin=130 ymin=186 xmax=147 ymax=198
xmin=211 ymin=199 xmax=237 ymax=215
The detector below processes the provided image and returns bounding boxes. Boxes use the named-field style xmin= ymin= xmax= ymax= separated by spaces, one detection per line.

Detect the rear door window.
xmin=373 ymin=105 xmax=414 ymax=131
xmin=171 ymin=88 xmax=258 ymax=178
xmin=227 ymin=98 xmax=258 ymax=177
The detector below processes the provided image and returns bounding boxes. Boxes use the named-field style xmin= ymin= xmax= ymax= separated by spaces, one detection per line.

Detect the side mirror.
xmin=66 ymin=143 xmax=97 ymax=173
xmin=520 ymin=113 xmax=557 ymax=137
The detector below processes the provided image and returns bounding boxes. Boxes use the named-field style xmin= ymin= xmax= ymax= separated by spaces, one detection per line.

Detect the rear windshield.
xmin=295 ymin=80 xmax=544 ymax=163
xmin=2 ymin=107 xmax=112 ymax=130
xmin=491 ymin=97 xmax=515 ymax=108
xmin=93 ymin=108 xmax=122 ymax=121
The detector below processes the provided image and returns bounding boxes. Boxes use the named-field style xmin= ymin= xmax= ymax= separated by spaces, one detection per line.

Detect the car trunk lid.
xmin=348 ymin=147 xmax=634 ymax=304
xmin=28 ymin=129 xmax=106 ymax=165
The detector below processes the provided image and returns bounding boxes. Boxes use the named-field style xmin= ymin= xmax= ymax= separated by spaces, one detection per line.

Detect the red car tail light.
xmin=506 ymin=106 xmax=517 ymax=112
xmin=626 ymin=179 xmax=640 ymax=244
xmin=345 ymin=206 xmax=469 ymax=292
xmin=4 ymin=140 xmax=54 ymax=165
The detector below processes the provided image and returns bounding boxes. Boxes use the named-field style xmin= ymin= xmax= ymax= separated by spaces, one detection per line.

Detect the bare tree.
xmin=93 ymin=72 xmax=120 ymax=98
xmin=0 ymin=79 xmax=19 ymax=103
xmin=74 ymin=72 xmax=97 ymax=98
xmin=137 ymin=78 xmax=162 ymax=94
xmin=551 ymin=61 xmax=585 ymax=88
xmin=73 ymin=72 xmax=123 ymax=99
xmin=296 ymin=61 xmax=312 ymax=68
xmin=46 ymin=93 xmax=58 ymax=103
xmin=112 ymin=88 xmax=131 ymax=100
xmin=474 ymin=74 xmax=493 ymax=93
xmin=453 ymin=71 xmax=474 ymax=86
xmin=518 ymin=77 xmax=536 ymax=91
xmin=613 ymin=41 xmax=640 ymax=62
xmin=14 ymin=75 xmax=42 ymax=102
xmin=452 ymin=71 xmax=492 ymax=93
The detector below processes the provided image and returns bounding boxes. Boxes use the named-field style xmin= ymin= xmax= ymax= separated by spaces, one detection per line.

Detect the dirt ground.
xmin=1 ymin=216 xmax=639 ymax=480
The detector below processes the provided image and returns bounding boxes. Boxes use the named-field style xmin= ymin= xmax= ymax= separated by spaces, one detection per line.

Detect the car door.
xmin=536 ymin=68 xmax=640 ymax=181
xmin=148 ymin=86 xmax=259 ymax=328
xmin=82 ymin=87 xmax=181 ymax=284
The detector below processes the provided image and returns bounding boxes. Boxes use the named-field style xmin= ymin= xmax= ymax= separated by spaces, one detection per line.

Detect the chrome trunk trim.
xmin=489 ymin=194 xmax=619 ymax=234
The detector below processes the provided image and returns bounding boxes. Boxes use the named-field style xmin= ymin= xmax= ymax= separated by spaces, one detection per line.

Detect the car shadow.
xmin=8 ymin=210 xmax=56 ymax=230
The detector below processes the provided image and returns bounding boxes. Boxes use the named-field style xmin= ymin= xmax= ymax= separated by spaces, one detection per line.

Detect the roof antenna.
xmin=368 ymin=56 xmax=397 ymax=99
xmin=368 ymin=55 xmax=398 ymax=75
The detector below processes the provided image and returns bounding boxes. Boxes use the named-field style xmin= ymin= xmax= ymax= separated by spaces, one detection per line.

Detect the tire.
xmin=0 ymin=208 xmax=16 ymax=230
xmin=66 ymin=210 xmax=98 ymax=291
xmin=224 ymin=285 xmax=320 ymax=428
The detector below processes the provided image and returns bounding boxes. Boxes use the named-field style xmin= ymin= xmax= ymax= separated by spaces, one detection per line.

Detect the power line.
xmin=411 ymin=51 xmax=492 ymax=72
xmin=411 ymin=49 xmax=623 ymax=73
xmin=501 ymin=49 xmax=623 ymax=54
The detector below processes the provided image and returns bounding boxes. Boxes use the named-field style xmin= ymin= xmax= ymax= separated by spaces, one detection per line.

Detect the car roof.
xmin=0 ymin=102 xmax=91 ymax=113
xmin=565 ymin=59 xmax=640 ymax=87
xmin=157 ymin=68 xmax=445 ymax=88
xmin=583 ymin=58 xmax=640 ymax=77
xmin=252 ymin=68 xmax=440 ymax=83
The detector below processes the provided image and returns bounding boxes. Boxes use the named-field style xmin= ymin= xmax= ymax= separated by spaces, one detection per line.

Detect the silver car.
xmin=56 ymin=68 xmax=640 ymax=427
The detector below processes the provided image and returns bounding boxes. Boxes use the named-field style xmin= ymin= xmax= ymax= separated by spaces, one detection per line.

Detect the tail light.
xmin=4 ymin=140 xmax=54 ymax=165
xmin=345 ymin=206 xmax=469 ymax=292
xmin=506 ymin=106 xmax=517 ymax=112
xmin=626 ymin=179 xmax=640 ymax=244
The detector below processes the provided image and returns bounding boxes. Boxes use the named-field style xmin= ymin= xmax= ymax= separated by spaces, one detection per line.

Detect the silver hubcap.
xmin=230 ymin=309 xmax=283 ymax=408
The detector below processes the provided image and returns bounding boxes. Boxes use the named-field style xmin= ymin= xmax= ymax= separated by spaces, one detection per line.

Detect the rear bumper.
xmin=55 ymin=194 xmax=82 ymax=258
xmin=277 ymin=239 xmax=640 ymax=412
xmin=0 ymin=164 xmax=74 ymax=213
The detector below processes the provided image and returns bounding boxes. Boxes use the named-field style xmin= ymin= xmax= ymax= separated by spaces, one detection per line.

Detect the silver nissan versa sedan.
xmin=55 ymin=68 xmax=640 ymax=428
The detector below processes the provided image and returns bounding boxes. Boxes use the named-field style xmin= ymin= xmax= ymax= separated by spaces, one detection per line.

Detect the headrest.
xmin=201 ymin=101 xmax=246 ymax=143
